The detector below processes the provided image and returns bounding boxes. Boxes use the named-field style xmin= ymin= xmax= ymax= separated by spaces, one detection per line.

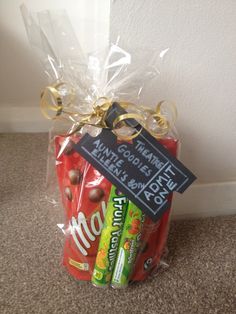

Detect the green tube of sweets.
xmin=111 ymin=201 xmax=145 ymax=288
xmin=91 ymin=186 xmax=128 ymax=287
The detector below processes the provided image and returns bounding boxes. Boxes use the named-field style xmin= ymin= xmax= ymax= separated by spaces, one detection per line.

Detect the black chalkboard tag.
xmin=74 ymin=102 xmax=196 ymax=221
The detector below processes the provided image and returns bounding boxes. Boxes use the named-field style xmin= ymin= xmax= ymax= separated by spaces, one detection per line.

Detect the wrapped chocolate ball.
xmin=68 ymin=169 xmax=82 ymax=185
xmin=88 ymin=188 xmax=105 ymax=202
xmin=62 ymin=140 xmax=74 ymax=155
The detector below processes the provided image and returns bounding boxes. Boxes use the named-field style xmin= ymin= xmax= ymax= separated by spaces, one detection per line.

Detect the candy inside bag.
xmin=55 ymin=135 xmax=178 ymax=284
xmin=21 ymin=6 xmax=189 ymax=288
xmin=55 ymin=136 xmax=111 ymax=280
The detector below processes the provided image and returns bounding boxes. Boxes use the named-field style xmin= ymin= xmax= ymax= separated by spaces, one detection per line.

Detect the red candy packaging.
xmin=132 ymin=138 xmax=178 ymax=281
xmin=22 ymin=6 xmax=195 ymax=289
xmin=55 ymin=136 xmax=178 ymax=282
xmin=55 ymin=136 xmax=111 ymax=280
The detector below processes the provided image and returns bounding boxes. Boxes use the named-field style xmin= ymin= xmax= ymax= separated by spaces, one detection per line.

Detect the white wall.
xmin=0 ymin=0 xmax=236 ymax=217
xmin=0 ymin=0 xmax=110 ymax=131
xmin=110 ymin=0 xmax=236 ymax=217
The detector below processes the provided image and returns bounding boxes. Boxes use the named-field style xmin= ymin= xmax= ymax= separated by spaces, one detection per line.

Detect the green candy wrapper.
xmin=111 ymin=202 xmax=145 ymax=288
xmin=92 ymin=186 xmax=128 ymax=287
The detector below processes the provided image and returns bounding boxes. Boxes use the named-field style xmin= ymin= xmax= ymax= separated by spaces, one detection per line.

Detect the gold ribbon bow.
xmin=40 ymin=81 xmax=177 ymax=140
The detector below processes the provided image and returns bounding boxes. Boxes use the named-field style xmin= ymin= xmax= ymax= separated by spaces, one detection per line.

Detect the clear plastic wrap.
xmin=21 ymin=5 xmax=179 ymax=288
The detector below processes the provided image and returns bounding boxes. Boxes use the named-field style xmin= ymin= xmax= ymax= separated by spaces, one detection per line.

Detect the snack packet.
xmin=55 ymin=136 xmax=111 ymax=280
xmin=92 ymin=186 xmax=128 ymax=287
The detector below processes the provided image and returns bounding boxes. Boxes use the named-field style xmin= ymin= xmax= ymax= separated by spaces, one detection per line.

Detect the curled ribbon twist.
xmin=40 ymin=81 xmax=177 ymax=141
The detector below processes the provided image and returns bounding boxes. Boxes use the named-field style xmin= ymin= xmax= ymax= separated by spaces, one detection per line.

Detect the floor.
xmin=0 ymin=133 xmax=235 ymax=314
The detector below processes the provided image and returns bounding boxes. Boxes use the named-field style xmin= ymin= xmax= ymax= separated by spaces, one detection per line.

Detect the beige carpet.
xmin=0 ymin=133 xmax=235 ymax=314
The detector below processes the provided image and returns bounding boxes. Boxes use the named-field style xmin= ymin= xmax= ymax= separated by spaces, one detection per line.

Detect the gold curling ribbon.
xmin=40 ymin=81 xmax=177 ymax=140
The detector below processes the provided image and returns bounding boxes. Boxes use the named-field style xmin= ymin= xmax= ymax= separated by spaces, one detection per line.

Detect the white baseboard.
xmin=0 ymin=106 xmax=51 ymax=132
xmin=172 ymin=181 xmax=236 ymax=219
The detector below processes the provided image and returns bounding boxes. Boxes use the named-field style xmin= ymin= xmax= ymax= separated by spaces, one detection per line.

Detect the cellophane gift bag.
xmin=21 ymin=4 xmax=192 ymax=289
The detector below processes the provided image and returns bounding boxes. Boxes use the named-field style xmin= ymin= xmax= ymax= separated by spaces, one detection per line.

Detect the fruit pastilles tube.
xmin=111 ymin=201 xmax=145 ymax=288
xmin=92 ymin=186 xmax=128 ymax=287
